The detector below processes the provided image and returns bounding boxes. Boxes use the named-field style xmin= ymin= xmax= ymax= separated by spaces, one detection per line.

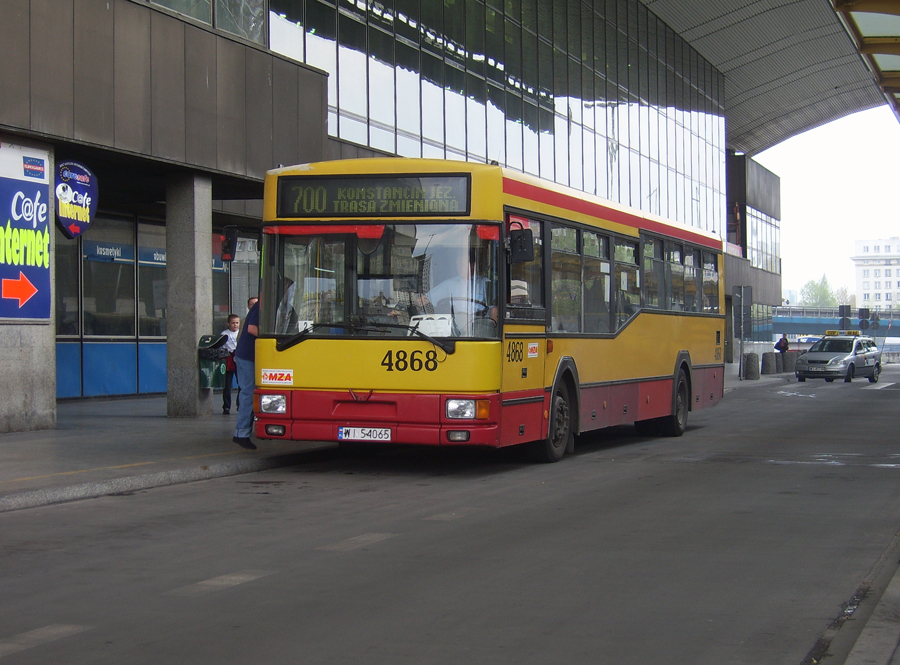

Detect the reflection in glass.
xmin=216 ymin=0 xmax=265 ymax=44
xmin=138 ymin=223 xmax=167 ymax=337
xmin=269 ymin=9 xmax=304 ymax=62
xmin=55 ymin=229 xmax=79 ymax=336
xmin=269 ymin=0 xmax=727 ymax=232
xmin=83 ymin=218 xmax=135 ymax=337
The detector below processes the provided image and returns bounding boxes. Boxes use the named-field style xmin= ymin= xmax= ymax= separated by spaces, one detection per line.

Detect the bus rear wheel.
xmin=531 ymin=383 xmax=573 ymax=463
xmin=658 ymin=369 xmax=688 ymax=437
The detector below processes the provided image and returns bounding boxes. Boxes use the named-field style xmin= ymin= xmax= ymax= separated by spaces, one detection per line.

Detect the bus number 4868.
xmin=381 ymin=349 xmax=438 ymax=372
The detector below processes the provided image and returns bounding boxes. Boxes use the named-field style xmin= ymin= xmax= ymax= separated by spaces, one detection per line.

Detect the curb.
xmin=0 ymin=452 xmax=313 ymax=513
xmin=844 ymin=568 xmax=900 ymax=665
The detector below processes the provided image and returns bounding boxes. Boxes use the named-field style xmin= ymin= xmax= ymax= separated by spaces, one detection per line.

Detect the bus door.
xmin=499 ymin=216 xmax=548 ymax=446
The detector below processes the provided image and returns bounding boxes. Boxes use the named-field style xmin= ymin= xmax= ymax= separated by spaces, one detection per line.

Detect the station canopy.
xmin=643 ymin=0 xmax=897 ymax=156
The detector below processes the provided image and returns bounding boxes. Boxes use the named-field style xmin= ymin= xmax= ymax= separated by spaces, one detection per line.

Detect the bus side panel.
xmin=578 ymin=384 xmax=611 ymax=432
xmin=690 ymin=365 xmax=724 ymax=411
xmin=499 ymin=389 xmax=546 ymax=446
xmin=607 ymin=381 xmax=641 ymax=427
xmin=638 ymin=378 xmax=676 ymax=420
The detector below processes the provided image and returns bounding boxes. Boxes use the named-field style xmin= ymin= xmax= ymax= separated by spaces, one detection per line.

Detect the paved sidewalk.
xmin=0 ymin=396 xmax=331 ymax=513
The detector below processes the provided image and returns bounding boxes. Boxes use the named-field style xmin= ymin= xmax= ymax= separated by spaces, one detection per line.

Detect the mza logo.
xmin=261 ymin=369 xmax=293 ymax=385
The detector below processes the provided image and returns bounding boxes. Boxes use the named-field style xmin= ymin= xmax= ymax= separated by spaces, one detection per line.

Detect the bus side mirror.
xmin=221 ymin=226 xmax=238 ymax=262
xmin=508 ymin=227 xmax=534 ymax=264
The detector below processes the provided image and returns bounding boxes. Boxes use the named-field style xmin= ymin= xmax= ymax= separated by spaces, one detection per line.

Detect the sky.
xmin=753 ymin=105 xmax=900 ymax=300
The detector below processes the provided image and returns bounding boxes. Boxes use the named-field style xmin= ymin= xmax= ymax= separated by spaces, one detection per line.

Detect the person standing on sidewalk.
xmin=232 ymin=299 xmax=259 ymax=450
xmin=221 ymin=314 xmax=240 ymax=415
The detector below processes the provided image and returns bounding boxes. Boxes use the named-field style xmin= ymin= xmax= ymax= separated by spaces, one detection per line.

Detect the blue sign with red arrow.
xmin=0 ymin=142 xmax=51 ymax=321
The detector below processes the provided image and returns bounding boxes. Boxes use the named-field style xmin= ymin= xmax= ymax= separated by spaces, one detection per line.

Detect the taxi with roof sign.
xmin=794 ymin=330 xmax=881 ymax=383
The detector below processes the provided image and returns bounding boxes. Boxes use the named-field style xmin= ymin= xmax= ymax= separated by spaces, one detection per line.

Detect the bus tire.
xmin=531 ymin=383 xmax=573 ymax=463
xmin=658 ymin=369 xmax=688 ymax=437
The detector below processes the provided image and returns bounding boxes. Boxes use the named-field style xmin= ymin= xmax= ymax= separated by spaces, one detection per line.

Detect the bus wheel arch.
xmin=531 ymin=359 xmax=579 ymax=463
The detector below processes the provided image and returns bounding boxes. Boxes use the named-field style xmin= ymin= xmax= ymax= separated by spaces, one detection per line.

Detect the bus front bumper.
xmin=254 ymin=389 xmax=501 ymax=446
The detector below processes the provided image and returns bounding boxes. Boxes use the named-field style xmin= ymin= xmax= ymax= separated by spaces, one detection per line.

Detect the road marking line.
xmin=165 ymin=570 xmax=274 ymax=597
xmin=320 ymin=532 xmax=395 ymax=551
xmin=425 ymin=510 xmax=479 ymax=521
xmin=0 ymin=624 xmax=92 ymax=658
xmin=863 ymin=382 xmax=895 ymax=390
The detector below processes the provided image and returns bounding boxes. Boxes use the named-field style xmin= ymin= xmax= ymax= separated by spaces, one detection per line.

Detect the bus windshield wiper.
xmin=275 ymin=321 xmax=455 ymax=354
xmin=366 ymin=321 xmax=456 ymax=355
xmin=275 ymin=322 xmax=359 ymax=352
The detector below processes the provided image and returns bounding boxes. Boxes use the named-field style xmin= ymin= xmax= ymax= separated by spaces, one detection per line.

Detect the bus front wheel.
xmin=531 ymin=383 xmax=573 ymax=463
xmin=658 ymin=369 xmax=688 ymax=437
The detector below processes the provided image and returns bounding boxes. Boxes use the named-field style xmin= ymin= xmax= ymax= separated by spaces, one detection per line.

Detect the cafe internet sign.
xmin=0 ymin=142 xmax=51 ymax=321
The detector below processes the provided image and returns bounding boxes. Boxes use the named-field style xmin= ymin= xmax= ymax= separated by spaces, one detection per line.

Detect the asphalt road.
xmin=3 ymin=366 xmax=900 ymax=664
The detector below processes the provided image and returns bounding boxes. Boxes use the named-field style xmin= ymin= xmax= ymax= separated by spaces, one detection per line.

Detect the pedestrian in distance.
xmin=220 ymin=314 xmax=240 ymax=415
xmin=232 ymin=299 xmax=259 ymax=450
xmin=775 ymin=333 xmax=789 ymax=355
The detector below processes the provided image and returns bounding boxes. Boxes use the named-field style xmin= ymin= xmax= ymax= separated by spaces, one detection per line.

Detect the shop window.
xmin=82 ymin=218 xmax=136 ymax=337
xmin=138 ymin=223 xmax=167 ymax=337
xmin=55 ymin=228 xmax=80 ymax=336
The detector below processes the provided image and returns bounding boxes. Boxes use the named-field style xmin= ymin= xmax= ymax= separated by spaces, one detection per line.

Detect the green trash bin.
xmin=198 ymin=334 xmax=229 ymax=389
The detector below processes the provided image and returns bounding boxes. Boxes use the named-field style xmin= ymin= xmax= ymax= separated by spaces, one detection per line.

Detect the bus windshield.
xmin=263 ymin=222 xmax=500 ymax=339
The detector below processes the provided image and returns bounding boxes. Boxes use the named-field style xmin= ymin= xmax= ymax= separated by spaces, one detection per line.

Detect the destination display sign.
xmin=277 ymin=174 xmax=470 ymax=218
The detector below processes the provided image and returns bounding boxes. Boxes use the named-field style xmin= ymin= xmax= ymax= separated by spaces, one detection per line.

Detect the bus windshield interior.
xmin=263 ymin=223 xmax=500 ymax=339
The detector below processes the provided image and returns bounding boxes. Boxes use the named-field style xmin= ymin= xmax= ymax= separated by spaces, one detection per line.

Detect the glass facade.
xmin=269 ymin=0 xmax=726 ymax=233
xmin=152 ymin=0 xmax=267 ymax=44
xmin=746 ymin=205 xmax=780 ymax=274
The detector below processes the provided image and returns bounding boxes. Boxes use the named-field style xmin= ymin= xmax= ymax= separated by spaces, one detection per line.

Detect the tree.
xmin=799 ymin=274 xmax=838 ymax=307
xmin=835 ymin=286 xmax=851 ymax=305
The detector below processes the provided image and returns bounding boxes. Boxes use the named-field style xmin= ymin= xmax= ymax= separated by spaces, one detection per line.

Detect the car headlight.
xmin=446 ymin=398 xmax=490 ymax=420
xmin=827 ymin=357 xmax=846 ymax=366
xmin=259 ymin=394 xmax=287 ymax=414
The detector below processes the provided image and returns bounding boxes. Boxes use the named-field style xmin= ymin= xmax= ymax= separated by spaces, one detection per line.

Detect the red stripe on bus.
xmin=502 ymin=178 xmax=720 ymax=250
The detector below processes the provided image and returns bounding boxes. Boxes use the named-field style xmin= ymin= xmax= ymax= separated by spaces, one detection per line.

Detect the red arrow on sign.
xmin=2 ymin=272 xmax=38 ymax=307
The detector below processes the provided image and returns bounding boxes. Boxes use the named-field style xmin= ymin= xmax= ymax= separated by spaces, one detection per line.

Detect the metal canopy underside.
xmin=642 ymin=0 xmax=890 ymax=156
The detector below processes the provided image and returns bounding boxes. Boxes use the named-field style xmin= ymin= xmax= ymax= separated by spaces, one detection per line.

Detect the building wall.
xmin=0 ymin=0 xmax=329 ymax=429
xmin=0 ymin=0 xmax=326 ymax=181
xmin=852 ymin=238 xmax=900 ymax=310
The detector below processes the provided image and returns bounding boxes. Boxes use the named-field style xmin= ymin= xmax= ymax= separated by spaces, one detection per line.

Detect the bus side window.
xmin=583 ymin=232 xmax=610 ymax=333
xmin=614 ymin=239 xmax=640 ymax=330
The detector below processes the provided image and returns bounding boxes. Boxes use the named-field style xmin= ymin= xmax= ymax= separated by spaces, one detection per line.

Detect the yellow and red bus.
xmin=253 ymin=158 xmax=724 ymax=462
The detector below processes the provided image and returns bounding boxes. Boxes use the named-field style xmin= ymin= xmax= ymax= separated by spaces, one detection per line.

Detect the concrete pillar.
xmin=775 ymin=352 xmax=784 ymax=373
xmin=166 ymin=173 xmax=213 ymax=417
xmin=761 ymin=351 xmax=777 ymax=374
xmin=743 ymin=353 xmax=760 ymax=380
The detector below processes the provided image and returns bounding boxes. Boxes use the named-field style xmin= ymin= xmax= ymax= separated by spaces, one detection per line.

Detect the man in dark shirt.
xmin=232 ymin=299 xmax=259 ymax=449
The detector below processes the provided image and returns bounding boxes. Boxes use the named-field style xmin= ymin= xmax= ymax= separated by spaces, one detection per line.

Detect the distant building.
xmin=851 ymin=239 xmax=900 ymax=311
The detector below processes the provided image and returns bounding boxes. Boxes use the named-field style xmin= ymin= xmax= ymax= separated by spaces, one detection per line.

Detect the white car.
xmin=794 ymin=332 xmax=881 ymax=383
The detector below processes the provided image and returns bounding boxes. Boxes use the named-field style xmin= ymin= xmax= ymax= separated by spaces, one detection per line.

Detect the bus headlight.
xmin=446 ymin=399 xmax=490 ymax=420
xmin=259 ymin=394 xmax=287 ymax=414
